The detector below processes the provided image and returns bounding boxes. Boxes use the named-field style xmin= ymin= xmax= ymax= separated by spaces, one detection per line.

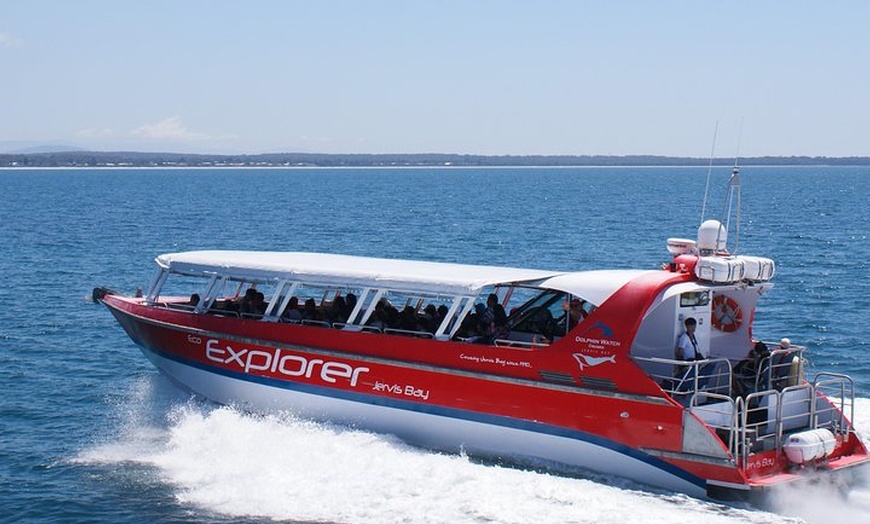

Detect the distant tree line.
xmin=2 ymin=150 xmax=870 ymax=168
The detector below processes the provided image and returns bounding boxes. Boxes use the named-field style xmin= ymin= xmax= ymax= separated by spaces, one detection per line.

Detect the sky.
xmin=1 ymin=1 xmax=869 ymax=157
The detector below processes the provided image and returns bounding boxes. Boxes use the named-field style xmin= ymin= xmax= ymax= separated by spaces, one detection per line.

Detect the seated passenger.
xmin=421 ymin=304 xmax=439 ymax=333
xmin=480 ymin=293 xmax=508 ymax=343
xmin=569 ymin=299 xmax=587 ymax=325
xmin=558 ymin=298 xmax=587 ymax=333
xmin=282 ymin=297 xmax=302 ymax=321
xmin=302 ymin=298 xmax=321 ymax=321
xmin=326 ymin=295 xmax=348 ymax=324
xmin=456 ymin=306 xmax=483 ymax=340
xmin=254 ymin=291 xmax=267 ymax=314
xmin=344 ymin=293 xmax=358 ymax=321
xmin=437 ymin=304 xmax=449 ymax=323
xmin=530 ymin=307 xmax=556 ymax=342
xmin=238 ymin=288 xmax=259 ymax=314
xmin=732 ymin=342 xmax=770 ymax=397
xmin=366 ymin=307 xmax=388 ymax=331
xmin=398 ymin=305 xmax=422 ymax=332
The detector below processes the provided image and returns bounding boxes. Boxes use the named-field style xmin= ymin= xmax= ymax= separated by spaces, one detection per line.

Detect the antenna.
xmin=720 ymin=119 xmax=744 ymax=254
xmin=700 ymin=121 xmax=718 ymax=223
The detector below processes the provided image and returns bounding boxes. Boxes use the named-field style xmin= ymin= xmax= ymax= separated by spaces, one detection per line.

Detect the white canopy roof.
xmin=540 ymin=270 xmax=653 ymax=306
xmin=157 ymin=251 xmax=563 ymax=296
xmin=156 ymin=251 xmax=650 ymax=303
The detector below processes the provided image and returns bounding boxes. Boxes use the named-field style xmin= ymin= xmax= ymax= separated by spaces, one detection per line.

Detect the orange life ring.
xmin=711 ymin=295 xmax=743 ymax=332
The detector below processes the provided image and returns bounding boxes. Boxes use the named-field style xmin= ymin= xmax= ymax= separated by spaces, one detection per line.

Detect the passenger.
xmin=254 ymin=291 xmax=267 ymax=314
xmin=562 ymin=298 xmax=587 ymax=331
xmin=238 ymin=288 xmax=259 ymax=314
xmin=457 ymin=307 xmax=483 ymax=340
xmin=732 ymin=341 xmax=770 ymax=396
xmin=282 ymin=297 xmax=302 ymax=321
xmin=421 ymin=304 xmax=439 ymax=333
xmin=367 ymin=299 xmax=386 ymax=328
xmin=771 ymin=338 xmax=798 ymax=389
xmin=480 ymin=293 xmax=508 ymax=343
xmin=474 ymin=302 xmax=486 ymax=317
xmin=437 ymin=304 xmax=449 ymax=324
xmin=302 ymin=298 xmax=321 ymax=321
xmin=398 ymin=305 xmax=421 ymax=332
xmin=672 ymin=317 xmax=706 ymax=393
xmin=367 ymin=307 xmax=388 ymax=331
xmin=461 ymin=303 xmax=486 ymax=342
xmin=344 ymin=293 xmax=358 ymax=321
xmin=676 ymin=317 xmax=704 ymax=361
xmin=326 ymin=295 xmax=348 ymax=324
xmin=224 ymin=298 xmax=240 ymax=312
xmin=384 ymin=302 xmax=400 ymax=329
xmin=188 ymin=293 xmax=201 ymax=306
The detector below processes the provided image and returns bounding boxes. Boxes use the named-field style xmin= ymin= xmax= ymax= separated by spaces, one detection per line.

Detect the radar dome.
xmin=666 ymin=238 xmax=696 ymax=255
xmin=697 ymin=220 xmax=727 ymax=255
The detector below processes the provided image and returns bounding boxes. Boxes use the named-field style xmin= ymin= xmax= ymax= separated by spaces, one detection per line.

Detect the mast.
xmin=721 ymin=165 xmax=741 ymax=254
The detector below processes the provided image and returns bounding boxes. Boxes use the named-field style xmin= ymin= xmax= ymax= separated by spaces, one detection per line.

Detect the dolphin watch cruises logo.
xmin=572 ymin=321 xmax=620 ymax=372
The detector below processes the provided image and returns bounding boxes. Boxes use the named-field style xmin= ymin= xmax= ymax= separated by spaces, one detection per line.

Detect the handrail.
xmin=633 ymin=356 xmax=733 ymax=401
xmin=332 ymin=323 xmax=383 ymax=334
xmin=757 ymin=347 xmax=804 ymax=390
xmin=636 ymin=354 xmax=821 ymax=464
xmin=165 ymin=302 xmax=196 ymax=312
xmin=207 ymin=307 xmax=239 ymax=318
xmin=493 ymin=338 xmax=548 ymax=350
xmin=689 ymin=391 xmax=740 ymax=456
xmin=300 ymin=319 xmax=332 ymax=328
xmin=383 ymin=328 xmax=434 ymax=339
xmin=814 ymin=372 xmax=856 ymax=438
xmin=780 ymin=384 xmax=814 ymax=447
xmin=742 ymin=389 xmax=779 ymax=462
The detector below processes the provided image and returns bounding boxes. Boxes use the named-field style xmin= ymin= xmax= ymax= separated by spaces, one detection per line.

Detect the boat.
xmin=94 ymin=197 xmax=868 ymax=502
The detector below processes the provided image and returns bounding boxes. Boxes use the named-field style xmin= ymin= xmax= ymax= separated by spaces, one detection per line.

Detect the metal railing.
xmin=636 ymin=356 xmax=734 ymax=401
xmin=814 ymin=372 xmax=856 ymax=440
xmin=635 ymin=353 xmax=857 ymax=467
xmin=690 ymin=392 xmax=741 ymax=456
xmin=493 ymin=338 xmax=549 ymax=350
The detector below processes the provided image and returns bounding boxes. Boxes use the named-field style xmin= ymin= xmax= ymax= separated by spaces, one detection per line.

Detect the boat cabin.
xmin=144 ymin=251 xmax=624 ymax=347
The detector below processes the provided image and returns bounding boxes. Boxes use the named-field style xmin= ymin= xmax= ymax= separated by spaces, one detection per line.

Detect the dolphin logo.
xmin=579 ymin=321 xmax=614 ymax=338
xmin=573 ymin=353 xmax=617 ymax=371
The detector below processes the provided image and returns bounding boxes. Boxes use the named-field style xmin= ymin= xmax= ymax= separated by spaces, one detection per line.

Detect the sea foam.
xmin=76 ymin=377 xmax=870 ymax=523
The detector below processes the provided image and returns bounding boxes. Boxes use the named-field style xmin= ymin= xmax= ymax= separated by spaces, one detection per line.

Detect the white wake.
xmin=76 ymin=376 xmax=870 ymax=524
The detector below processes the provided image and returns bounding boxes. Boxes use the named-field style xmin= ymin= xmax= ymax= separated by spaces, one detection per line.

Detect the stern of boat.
xmin=647 ymin=357 xmax=869 ymax=500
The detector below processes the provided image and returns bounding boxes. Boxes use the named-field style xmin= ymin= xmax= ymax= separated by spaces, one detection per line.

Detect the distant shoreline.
xmin=2 ymin=164 xmax=866 ymax=171
xmin=2 ymin=151 xmax=870 ymax=168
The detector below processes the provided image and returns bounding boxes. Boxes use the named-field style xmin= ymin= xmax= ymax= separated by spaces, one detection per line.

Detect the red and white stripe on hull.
xmin=140 ymin=344 xmax=709 ymax=498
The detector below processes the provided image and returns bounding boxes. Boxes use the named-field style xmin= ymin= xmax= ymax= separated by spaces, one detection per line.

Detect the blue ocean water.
xmin=0 ymin=166 xmax=868 ymax=523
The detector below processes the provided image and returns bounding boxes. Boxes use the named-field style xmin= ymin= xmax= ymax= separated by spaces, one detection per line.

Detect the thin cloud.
xmin=131 ymin=117 xmax=237 ymax=143
xmin=132 ymin=116 xmax=210 ymax=141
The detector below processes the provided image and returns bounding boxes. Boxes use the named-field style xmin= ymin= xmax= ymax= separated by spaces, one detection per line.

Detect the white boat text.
xmin=372 ymin=380 xmax=430 ymax=400
xmin=202 ymin=338 xmax=369 ymax=387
